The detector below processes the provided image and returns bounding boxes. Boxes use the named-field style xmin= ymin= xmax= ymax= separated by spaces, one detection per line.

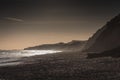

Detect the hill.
xmin=25 ymin=40 xmax=87 ymax=52
xmin=84 ymin=14 xmax=120 ymax=53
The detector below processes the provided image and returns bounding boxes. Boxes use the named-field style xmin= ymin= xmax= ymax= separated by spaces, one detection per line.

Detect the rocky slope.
xmin=84 ymin=14 xmax=120 ymax=53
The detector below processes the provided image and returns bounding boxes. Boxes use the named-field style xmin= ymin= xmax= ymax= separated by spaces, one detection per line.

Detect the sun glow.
xmin=0 ymin=50 xmax=62 ymax=66
xmin=20 ymin=50 xmax=62 ymax=57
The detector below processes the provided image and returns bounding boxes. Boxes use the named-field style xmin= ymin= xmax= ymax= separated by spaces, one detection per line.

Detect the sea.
xmin=0 ymin=50 xmax=62 ymax=66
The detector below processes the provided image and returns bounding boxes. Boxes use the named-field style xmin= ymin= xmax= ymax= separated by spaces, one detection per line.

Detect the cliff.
xmin=85 ymin=14 xmax=120 ymax=53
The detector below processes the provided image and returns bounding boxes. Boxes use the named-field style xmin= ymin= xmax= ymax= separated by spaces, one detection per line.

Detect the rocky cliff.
xmin=85 ymin=14 xmax=120 ymax=53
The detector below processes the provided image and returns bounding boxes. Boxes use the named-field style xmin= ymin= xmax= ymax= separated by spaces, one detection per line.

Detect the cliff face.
xmin=85 ymin=14 xmax=120 ymax=53
xmin=24 ymin=40 xmax=87 ymax=52
xmin=84 ymin=26 xmax=106 ymax=51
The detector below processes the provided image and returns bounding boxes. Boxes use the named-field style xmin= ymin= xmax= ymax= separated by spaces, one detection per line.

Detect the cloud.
xmin=4 ymin=17 xmax=24 ymax=22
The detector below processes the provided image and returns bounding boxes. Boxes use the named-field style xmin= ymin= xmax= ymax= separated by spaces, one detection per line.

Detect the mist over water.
xmin=0 ymin=50 xmax=62 ymax=66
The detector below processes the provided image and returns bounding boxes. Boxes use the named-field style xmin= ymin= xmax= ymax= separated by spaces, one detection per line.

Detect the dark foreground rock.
xmin=87 ymin=46 xmax=120 ymax=58
xmin=0 ymin=52 xmax=120 ymax=80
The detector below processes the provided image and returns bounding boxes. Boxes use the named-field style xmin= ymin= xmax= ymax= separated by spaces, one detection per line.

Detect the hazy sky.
xmin=0 ymin=0 xmax=120 ymax=50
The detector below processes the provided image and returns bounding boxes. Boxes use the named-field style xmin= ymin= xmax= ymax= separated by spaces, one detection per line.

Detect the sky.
xmin=0 ymin=0 xmax=120 ymax=50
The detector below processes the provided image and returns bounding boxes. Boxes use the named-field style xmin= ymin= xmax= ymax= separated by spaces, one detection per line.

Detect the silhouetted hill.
xmin=84 ymin=14 xmax=120 ymax=53
xmin=24 ymin=40 xmax=87 ymax=52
